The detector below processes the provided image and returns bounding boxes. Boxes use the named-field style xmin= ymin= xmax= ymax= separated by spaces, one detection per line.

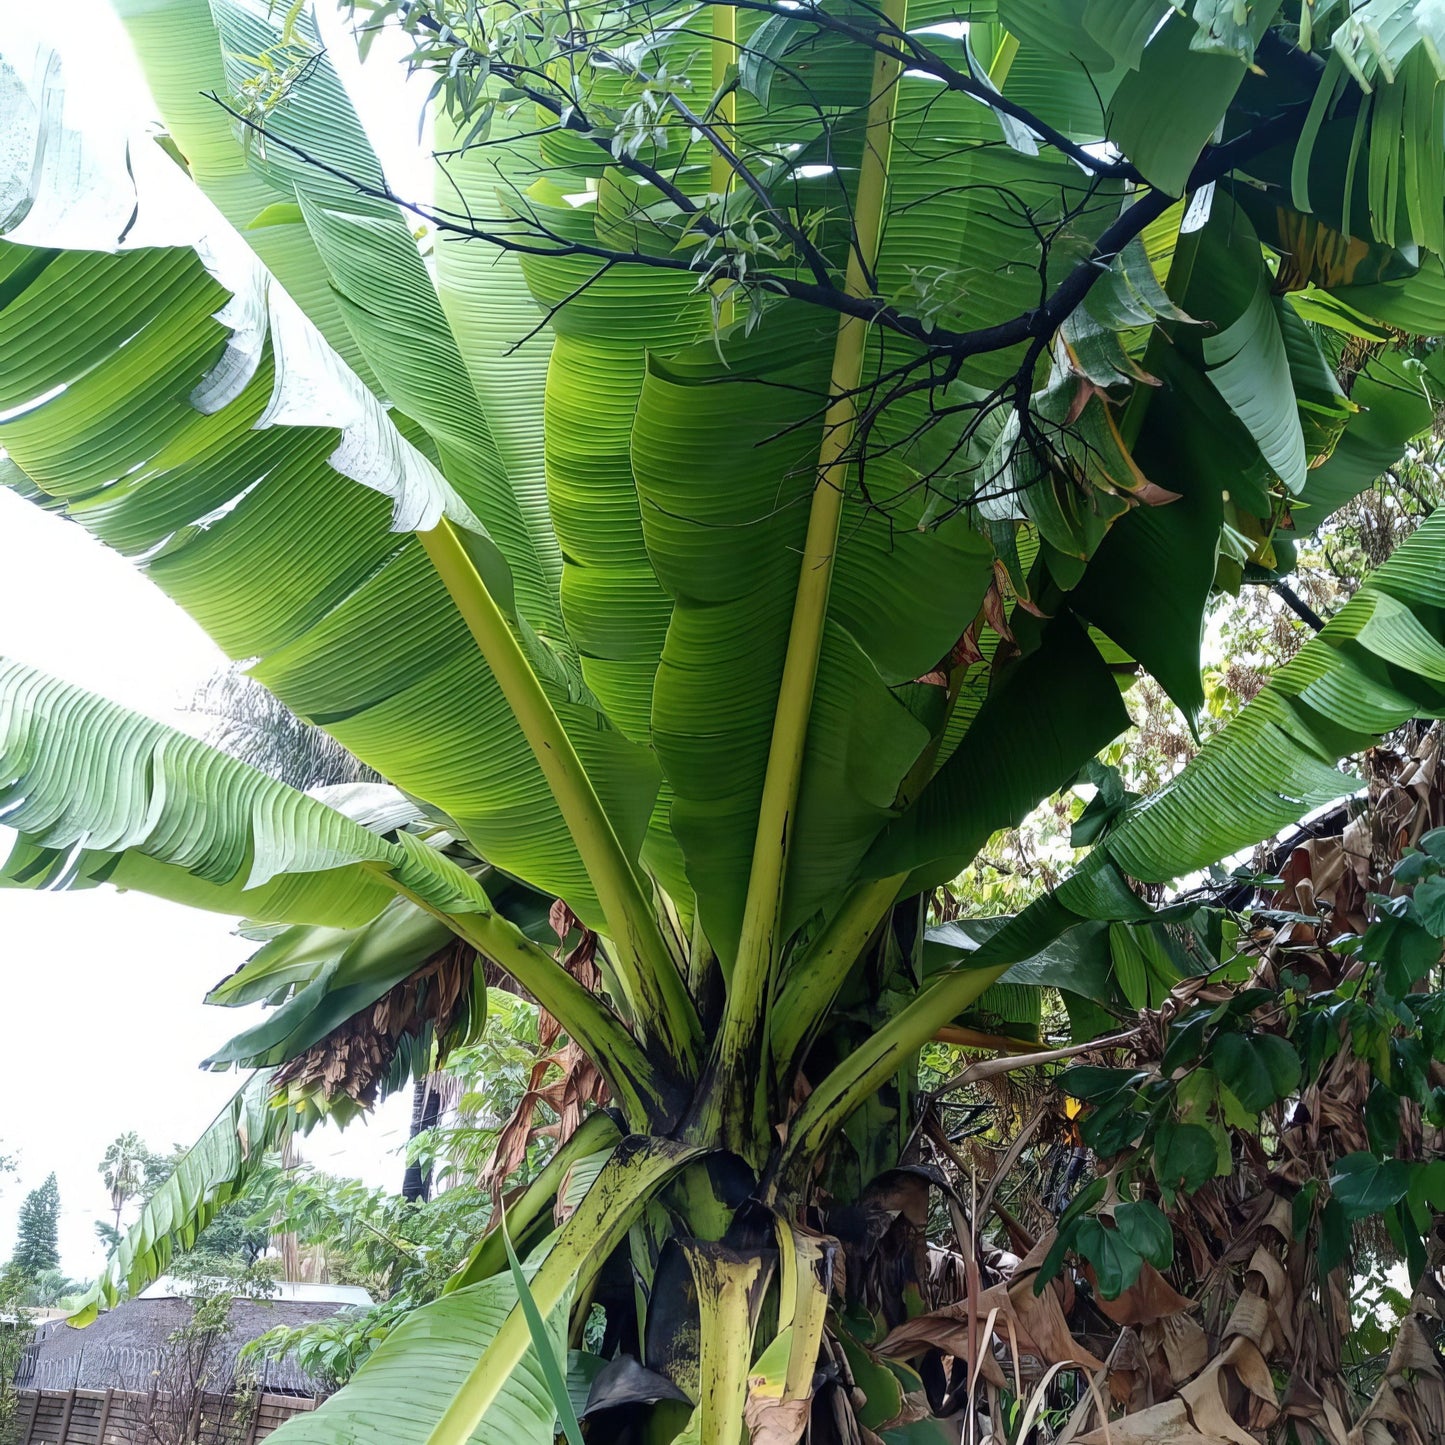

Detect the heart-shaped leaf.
xmin=1075 ymin=1217 xmax=1144 ymax=1299
xmin=1330 ymin=1153 xmax=1412 ymax=1219
xmin=1113 ymin=1201 xmax=1174 ymax=1270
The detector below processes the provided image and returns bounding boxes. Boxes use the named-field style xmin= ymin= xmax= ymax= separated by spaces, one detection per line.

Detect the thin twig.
xmin=930 ymin=1028 xmax=1140 ymax=1096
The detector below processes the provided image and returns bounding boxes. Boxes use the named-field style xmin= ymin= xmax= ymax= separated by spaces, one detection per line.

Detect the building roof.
xmin=16 ymin=1290 xmax=367 ymax=1396
xmin=137 ymin=1278 xmax=373 ymax=1307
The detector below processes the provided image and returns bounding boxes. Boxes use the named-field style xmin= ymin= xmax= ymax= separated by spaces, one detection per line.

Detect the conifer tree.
xmin=11 ymin=1174 xmax=60 ymax=1276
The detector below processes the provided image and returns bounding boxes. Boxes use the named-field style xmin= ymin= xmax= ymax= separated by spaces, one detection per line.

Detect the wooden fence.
xmin=10 ymin=1388 xmax=316 ymax=1445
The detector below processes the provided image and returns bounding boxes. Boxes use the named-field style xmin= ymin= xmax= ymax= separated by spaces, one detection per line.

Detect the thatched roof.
xmin=17 ymin=1295 xmax=354 ymax=1396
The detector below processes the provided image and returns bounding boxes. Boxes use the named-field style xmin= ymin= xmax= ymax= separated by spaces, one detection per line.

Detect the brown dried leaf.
xmin=1154 ymin=1311 xmax=1210 ymax=1384
xmin=1349 ymin=1315 xmax=1445 ymax=1445
xmin=1009 ymin=1268 xmax=1105 ymax=1374
xmin=1107 ymin=1328 xmax=1148 ymax=1411
xmin=275 ymin=945 xmax=475 ymax=1108
xmin=983 ymin=565 xmax=1018 ymax=644
xmin=1076 ymin=1398 xmax=1223 ymax=1444
xmin=1091 ymin=1261 xmax=1194 ymax=1327
xmin=1177 ymin=1337 xmax=1277 ymax=1445
xmin=1132 ymin=479 xmax=1184 ymax=507
xmin=876 ymin=1235 xmax=1104 ymax=1381
xmin=744 ymin=1394 xmax=811 ymax=1445
xmin=1064 ymin=374 xmax=1110 ymax=426
xmin=1222 ymin=1285 xmax=1272 ymax=1349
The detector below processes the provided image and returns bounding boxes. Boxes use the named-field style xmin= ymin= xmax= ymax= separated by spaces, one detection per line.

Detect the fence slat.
xmin=16 ymin=1387 xmax=39 ymax=1445
xmin=53 ymin=1392 xmax=73 ymax=1445
xmin=93 ymin=1391 xmax=111 ymax=1445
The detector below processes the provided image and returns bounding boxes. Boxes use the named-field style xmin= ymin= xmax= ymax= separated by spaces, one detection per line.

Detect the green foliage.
xmin=267 ymin=1268 xmax=571 ymax=1444
xmin=0 ymin=1263 xmax=33 ymax=1442
xmin=404 ymin=994 xmax=556 ymax=1187
xmin=1049 ymin=827 xmax=1445 ymax=1299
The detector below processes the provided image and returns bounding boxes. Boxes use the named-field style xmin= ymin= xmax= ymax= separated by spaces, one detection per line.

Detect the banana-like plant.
xmin=6 ymin=0 xmax=1445 ymax=1437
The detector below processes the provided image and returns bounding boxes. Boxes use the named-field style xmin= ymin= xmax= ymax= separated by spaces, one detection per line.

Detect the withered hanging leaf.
xmin=1174 ymin=1336 xmax=1279 ymax=1445
xmin=1091 ymin=1260 xmax=1195 ymax=1328
xmin=1076 ymin=1398 xmax=1219 ymax=1443
xmin=876 ymin=1233 xmax=1105 ymax=1385
xmin=273 ymin=942 xmax=476 ymax=1111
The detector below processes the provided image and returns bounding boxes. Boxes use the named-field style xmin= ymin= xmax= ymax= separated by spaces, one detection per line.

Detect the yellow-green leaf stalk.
xmin=425 ymin=1139 xmax=704 ymax=1445
xmin=703 ymin=0 xmax=910 ymax=1157
xmin=768 ymin=957 xmax=1013 ymax=1199
xmin=676 ymin=1244 xmax=774 ymax=1445
xmin=768 ymin=871 xmax=907 ymax=1089
xmin=419 ymin=521 xmax=701 ymax=1079
xmin=374 ymin=862 xmax=673 ymax=1125
xmin=773 ymin=1216 xmax=833 ymax=1396
xmin=446 ymin=1110 xmax=622 ymax=1292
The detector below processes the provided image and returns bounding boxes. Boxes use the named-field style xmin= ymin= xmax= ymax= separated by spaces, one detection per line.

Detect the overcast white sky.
xmin=0 ymin=0 xmax=427 ymax=1279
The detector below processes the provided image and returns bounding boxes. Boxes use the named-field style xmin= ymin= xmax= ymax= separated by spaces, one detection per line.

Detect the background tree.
xmin=189 ymin=665 xmax=379 ymax=793
xmin=0 ymin=1262 xmax=33 ymax=1444
xmin=138 ymin=1254 xmax=280 ymax=1445
xmin=98 ymin=1135 xmax=272 ymax=1283
xmin=10 ymin=1175 xmax=59 ymax=1280
xmin=19 ymin=1268 xmax=82 ymax=1312
xmin=98 ymin=1132 xmax=162 ymax=1236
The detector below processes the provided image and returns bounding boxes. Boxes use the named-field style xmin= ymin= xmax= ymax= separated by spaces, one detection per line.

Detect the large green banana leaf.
xmin=0 ymin=40 xmax=657 ymax=928
xmin=1056 ymin=501 xmax=1445 ymax=892
xmin=634 ymin=318 xmax=1006 ymax=961
xmin=72 ymin=1071 xmax=287 ymax=1323
xmin=269 ymin=1136 xmax=703 ymax=1445
xmin=1109 ymin=512 xmax=1445 ymax=880
xmin=201 ymin=899 xmax=458 ymax=1070
xmin=111 ymin=0 xmax=567 ymax=645
xmin=429 ymin=101 xmax=565 ymax=646
xmin=11 ymin=0 xmax=1438 ymax=982
xmin=0 ymin=657 xmax=399 ymax=926
xmin=271 ymin=1266 xmax=574 ymax=1445
xmin=0 ymin=650 xmax=672 ymax=1117
xmin=0 ymin=656 xmax=553 ymax=927
xmin=106 ymin=0 xmax=375 ymax=387
xmin=0 ymin=7 xmax=1126 ymax=975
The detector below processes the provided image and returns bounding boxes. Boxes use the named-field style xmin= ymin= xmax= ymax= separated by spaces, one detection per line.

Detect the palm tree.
xmin=5 ymin=0 xmax=1445 ymax=1437
xmin=99 ymin=1133 xmax=152 ymax=1235
xmin=189 ymin=665 xmax=380 ymax=793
